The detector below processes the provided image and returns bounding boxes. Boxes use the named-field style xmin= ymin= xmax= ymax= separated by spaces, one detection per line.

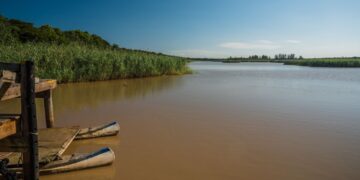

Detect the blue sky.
xmin=1 ymin=0 xmax=359 ymax=58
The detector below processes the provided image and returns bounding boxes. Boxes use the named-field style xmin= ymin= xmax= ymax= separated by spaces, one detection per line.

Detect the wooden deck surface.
xmin=2 ymin=127 xmax=79 ymax=164
xmin=0 ymin=79 xmax=57 ymax=101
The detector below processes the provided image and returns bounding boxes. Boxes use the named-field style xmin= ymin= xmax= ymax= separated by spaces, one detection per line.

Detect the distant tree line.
xmin=227 ymin=55 xmax=269 ymax=60
xmin=225 ymin=54 xmax=303 ymax=61
xmin=274 ymin=54 xmax=303 ymax=60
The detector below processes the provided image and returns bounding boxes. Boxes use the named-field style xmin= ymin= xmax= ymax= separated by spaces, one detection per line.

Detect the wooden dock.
xmin=1 ymin=79 xmax=57 ymax=128
xmin=0 ymin=61 xmax=57 ymax=180
xmin=2 ymin=127 xmax=79 ymax=165
xmin=0 ymin=61 xmax=119 ymax=179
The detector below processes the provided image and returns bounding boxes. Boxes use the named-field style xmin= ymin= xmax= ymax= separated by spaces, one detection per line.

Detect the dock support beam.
xmin=43 ymin=90 xmax=54 ymax=128
xmin=21 ymin=61 xmax=39 ymax=180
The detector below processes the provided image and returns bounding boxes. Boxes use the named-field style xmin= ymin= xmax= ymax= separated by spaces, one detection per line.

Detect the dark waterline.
xmin=1 ymin=62 xmax=360 ymax=180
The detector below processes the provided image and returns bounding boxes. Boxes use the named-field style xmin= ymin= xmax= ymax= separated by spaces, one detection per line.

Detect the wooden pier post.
xmin=21 ymin=61 xmax=39 ymax=180
xmin=43 ymin=90 xmax=55 ymax=128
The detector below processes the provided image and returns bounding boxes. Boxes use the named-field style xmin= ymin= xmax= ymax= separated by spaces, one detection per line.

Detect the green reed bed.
xmin=284 ymin=58 xmax=360 ymax=67
xmin=0 ymin=43 xmax=191 ymax=83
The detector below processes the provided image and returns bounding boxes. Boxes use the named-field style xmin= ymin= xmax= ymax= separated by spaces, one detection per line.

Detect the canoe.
xmin=75 ymin=121 xmax=120 ymax=140
xmin=7 ymin=147 xmax=115 ymax=176
xmin=40 ymin=147 xmax=115 ymax=175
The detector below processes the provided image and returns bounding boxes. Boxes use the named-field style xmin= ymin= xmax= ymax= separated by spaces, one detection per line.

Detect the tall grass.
xmin=284 ymin=58 xmax=360 ymax=67
xmin=0 ymin=43 xmax=191 ymax=83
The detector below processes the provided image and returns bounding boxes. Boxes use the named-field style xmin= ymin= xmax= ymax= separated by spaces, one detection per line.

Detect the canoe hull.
xmin=41 ymin=147 xmax=115 ymax=175
xmin=75 ymin=122 xmax=120 ymax=140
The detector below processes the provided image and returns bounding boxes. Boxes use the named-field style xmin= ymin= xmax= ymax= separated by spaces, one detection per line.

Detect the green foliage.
xmin=274 ymin=54 xmax=297 ymax=60
xmin=221 ymin=54 xmax=301 ymax=63
xmin=0 ymin=43 xmax=191 ymax=83
xmin=0 ymin=20 xmax=16 ymax=43
xmin=222 ymin=55 xmax=273 ymax=63
xmin=284 ymin=58 xmax=360 ymax=67
xmin=0 ymin=15 xmax=191 ymax=82
xmin=0 ymin=15 xmax=111 ymax=48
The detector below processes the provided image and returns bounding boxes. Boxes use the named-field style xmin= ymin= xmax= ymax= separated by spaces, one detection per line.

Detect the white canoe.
xmin=40 ymin=147 xmax=115 ymax=175
xmin=75 ymin=121 xmax=120 ymax=140
xmin=6 ymin=147 xmax=115 ymax=176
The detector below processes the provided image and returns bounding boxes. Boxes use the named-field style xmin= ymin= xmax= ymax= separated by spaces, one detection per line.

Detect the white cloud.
xmin=285 ymin=40 xmax=301 ymax=44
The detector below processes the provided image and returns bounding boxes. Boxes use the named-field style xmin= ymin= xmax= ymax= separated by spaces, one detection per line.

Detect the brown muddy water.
xmin=1 ymin=62 xmax=360 ymax=180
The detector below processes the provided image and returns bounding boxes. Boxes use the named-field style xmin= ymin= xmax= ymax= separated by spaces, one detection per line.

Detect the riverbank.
xmin=0 ymin=43 xmax=191 ymax=83
xmin=221 ymin=58 xmax=360 ymax=67
xmin=284 ymin=58 xmax=360 ymax=67
xmin=222 ymin=59 xmax=282 ymax=63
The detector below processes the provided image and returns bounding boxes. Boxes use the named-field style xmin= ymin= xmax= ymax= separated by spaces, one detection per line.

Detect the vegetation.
xmin=221 ymin=54 xmax=302 ymax=63
xmin=274 ymin=53 xmax=302 ymax=60
xmin=284 ymin=58 xmax=360 ymax=67
xmin=193 ymin=55 xmax=360 ymax=68
xmin=222 ymin=55 xmax=360 ymax=67
xmin=0 ymin=15 xmax=190 ymax=82
xmin=0 ymin=43 xmax=190 ymax=83
xmin=190 ymin=58 xmax=223 ymax=62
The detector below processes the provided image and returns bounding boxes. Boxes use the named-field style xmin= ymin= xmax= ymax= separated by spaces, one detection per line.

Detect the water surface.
xmin=1 ymin=62 xmax=360 ymax=180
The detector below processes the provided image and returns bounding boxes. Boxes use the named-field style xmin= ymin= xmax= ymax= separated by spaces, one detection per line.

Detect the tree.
xmin=112 ymin=43 xmax=120 ymax=49
xmin=39 ymin=25 xmax=61 ymax=43
xmin=288 ymin=54 xmax=296 ymax=60
xmin=249 ymin=55 xmax=259 ymax=59
xmin=0 ymin=22 xmax=15 ymax=43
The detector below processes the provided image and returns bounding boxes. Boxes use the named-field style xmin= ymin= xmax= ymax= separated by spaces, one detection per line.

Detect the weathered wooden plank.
xmin=0 ymin=119 xmax=16 ymax=140
xmin=0 ymin=71 xmax=17 ymax=82
xmin=36 ymin=127 xmax=79 ymax=163
xmin=0 ymin=82 xmax=12 ymax=100
xmin=0 ymin=114 xmax=20 ymax=119
xmin=0 ymin=79 xmax=57 ymax=101
xmin=1 ymin=128 xmax=79 ymax=164
xmin=0 ymin=136 xmax=27 ymax=152
xmin=0 ymin=71 xmax=17 ymax=99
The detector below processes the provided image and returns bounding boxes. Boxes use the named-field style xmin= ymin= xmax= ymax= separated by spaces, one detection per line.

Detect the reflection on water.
xmin=0 ymin=76 xmax=184 ymax=127
xmin=53 ymin=76 xmax=184 ymax=112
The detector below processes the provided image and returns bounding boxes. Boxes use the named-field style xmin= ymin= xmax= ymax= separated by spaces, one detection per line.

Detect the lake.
xmin=1 ymin=62 xmax=360 ymax=180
